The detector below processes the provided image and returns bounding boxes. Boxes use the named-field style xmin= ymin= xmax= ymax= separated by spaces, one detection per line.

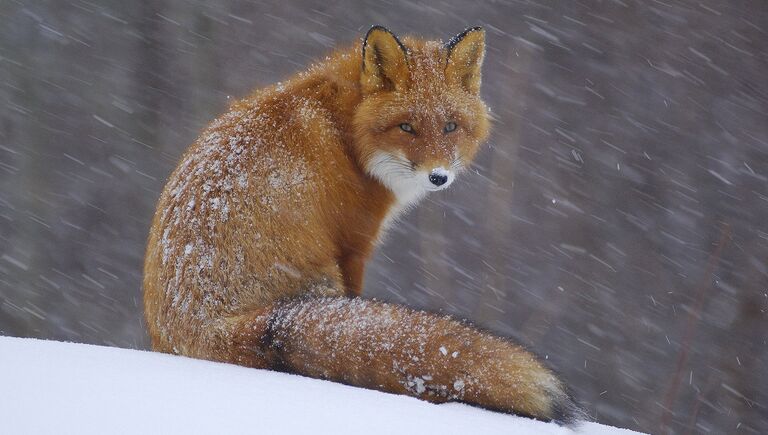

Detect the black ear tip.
xmin=364 ymin=25 xmax=396 ymax=41
xmin=362 ymin=25 xmax=408 ymax=59
xmin=446 ymin=26 xmax=485 ymax=51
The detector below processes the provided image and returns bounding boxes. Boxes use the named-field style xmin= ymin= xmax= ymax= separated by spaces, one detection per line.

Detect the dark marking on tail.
xmin=551 ymin=386 xmax=588 ymax=426
xmin=260 ymin=302 xmax=291 ymax=373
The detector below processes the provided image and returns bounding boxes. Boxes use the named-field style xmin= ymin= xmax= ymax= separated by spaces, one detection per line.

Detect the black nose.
xmin=429 ymin=173 xmax=448 ymax=186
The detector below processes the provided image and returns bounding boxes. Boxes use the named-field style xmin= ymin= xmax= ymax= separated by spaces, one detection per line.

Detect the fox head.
xmin=353 ymin=26 xmax=490 ymax=206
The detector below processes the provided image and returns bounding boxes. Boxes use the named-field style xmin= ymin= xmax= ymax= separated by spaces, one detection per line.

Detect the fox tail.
xmin=224 ymin=296 xmax=583 ymax=423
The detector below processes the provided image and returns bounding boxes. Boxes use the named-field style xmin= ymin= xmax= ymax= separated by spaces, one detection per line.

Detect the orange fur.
xmin=143 ymin=26 xmax=579 ymax=423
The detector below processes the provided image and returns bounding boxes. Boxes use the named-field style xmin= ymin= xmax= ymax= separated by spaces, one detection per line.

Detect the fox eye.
xmin=444 ymin=122 xmax=457 ymax=133
xmin=399 ymin=123 xmax=414 ymax=134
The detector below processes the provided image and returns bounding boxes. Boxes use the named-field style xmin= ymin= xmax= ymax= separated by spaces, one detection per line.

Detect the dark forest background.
xmin=1 ymin=1 xmax=767 ymax=433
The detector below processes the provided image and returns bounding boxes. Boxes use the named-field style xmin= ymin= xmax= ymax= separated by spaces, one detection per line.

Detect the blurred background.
xmin=1 ymin=1 xmax=767 ymax=433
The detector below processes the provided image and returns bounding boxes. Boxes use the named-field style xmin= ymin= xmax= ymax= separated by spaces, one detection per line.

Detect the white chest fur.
xmin=365 ymin=151 xmax=430 ymax=242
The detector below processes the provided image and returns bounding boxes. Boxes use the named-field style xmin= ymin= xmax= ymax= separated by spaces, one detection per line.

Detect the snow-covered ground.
xmin=0 ymin=336 xmax=644 ymax=434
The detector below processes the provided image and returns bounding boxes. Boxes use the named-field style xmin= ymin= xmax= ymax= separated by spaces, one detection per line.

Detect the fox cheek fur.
xmin=353 ymin=26 xmax=490 ymax=197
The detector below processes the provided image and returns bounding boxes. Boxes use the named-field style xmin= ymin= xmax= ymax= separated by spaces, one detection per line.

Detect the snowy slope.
xmin=0 ymin=337 xmax=644 ymax=435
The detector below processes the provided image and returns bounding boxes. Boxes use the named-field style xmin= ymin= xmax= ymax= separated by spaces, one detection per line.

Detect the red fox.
xmin=143 ymin=26 xmax=580 ymax=422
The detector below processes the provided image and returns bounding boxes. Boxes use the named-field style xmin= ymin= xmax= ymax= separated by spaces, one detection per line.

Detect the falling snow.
xmin=0 ymin=2 xmax=766 ymax=435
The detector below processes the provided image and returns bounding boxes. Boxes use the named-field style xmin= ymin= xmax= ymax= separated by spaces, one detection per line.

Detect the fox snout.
xmin=416 ymin=156 xmax=460 ymax=190
xmin=365 ymin=149 xmax=460 ymax=198
xmin=428 ymin=167 xmax=453 ymax=188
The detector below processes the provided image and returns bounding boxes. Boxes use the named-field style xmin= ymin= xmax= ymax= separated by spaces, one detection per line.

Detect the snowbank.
xmin=0 ymin=336 xmax=644 ymax=434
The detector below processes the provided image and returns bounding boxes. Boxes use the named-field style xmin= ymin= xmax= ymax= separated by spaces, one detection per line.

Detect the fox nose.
xmin=428 ymin=171 xmax=449 ymax=186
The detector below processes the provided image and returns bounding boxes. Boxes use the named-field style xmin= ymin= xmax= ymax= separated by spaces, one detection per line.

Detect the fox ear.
xmin=361 ymin=26 xmax=409 ymax=94
xmin=445 ymin=27 xmax=485 ymax=94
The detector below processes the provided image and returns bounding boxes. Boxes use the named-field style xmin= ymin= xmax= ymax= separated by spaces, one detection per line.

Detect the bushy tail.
xmin=227 ymin=296 xmax=582 ymax=424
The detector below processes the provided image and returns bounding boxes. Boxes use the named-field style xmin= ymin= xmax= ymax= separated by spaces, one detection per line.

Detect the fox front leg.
xmin=340 ymin=254 xmax=366 ymax=296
